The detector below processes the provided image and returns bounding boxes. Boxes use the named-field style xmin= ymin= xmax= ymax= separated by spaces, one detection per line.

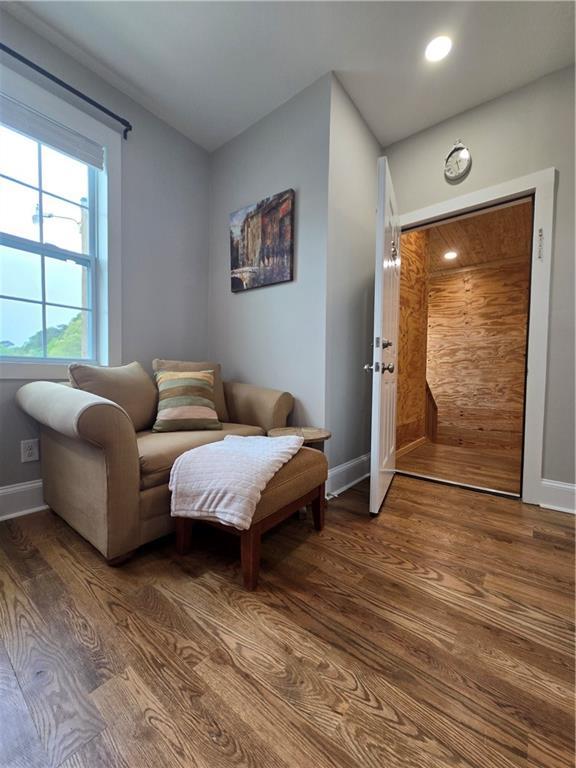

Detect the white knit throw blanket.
xmin=169 ymin=435 xmax=304 ymax=530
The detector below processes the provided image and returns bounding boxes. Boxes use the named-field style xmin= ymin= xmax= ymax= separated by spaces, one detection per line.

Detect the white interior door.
xmin=368 ymin=157 xmax=401 ymax=515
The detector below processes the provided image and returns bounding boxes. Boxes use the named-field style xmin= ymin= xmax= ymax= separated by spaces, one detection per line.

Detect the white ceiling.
xmin=4 ymin=2 xmax=575 ymax=152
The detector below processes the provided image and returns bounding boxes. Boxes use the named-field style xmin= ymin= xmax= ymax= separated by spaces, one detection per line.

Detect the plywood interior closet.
xmin=396 ymin=197 xmax=533 ymax=495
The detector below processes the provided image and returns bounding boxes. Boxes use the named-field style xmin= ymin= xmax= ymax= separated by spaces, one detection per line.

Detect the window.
xmin=0 ymin=65 xmax=121 ymax=379
xmin=0 ymin=125 xmax=98 ymax=361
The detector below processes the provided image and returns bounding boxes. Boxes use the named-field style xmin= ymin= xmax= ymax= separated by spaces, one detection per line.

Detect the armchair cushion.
xmin=69 ymin=361 xmax=158 ymax=432
xmin=137 ymin=423 xmax=264 ymax=489
xmin=253 ymin=447 xmax=328 ymax=523
xmin=153 ymin=359 xmax=229 ymax=422
xmin=152 ymin=369 xmax=221 ymax=432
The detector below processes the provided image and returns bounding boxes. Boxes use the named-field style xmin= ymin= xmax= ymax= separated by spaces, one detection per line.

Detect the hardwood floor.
xmin=0 ymin=475 xmax=574 ymax=768
xmin=396 ymin=441 xmax=522 ymax=494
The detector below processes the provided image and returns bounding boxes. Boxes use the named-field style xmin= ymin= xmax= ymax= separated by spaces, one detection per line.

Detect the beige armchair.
xmin=17 ymin=362 xmax=293 ymax=563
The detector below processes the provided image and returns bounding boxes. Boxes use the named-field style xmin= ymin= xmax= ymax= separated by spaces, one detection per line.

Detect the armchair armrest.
xmin=17 ymin=381 xmax=136 ymax=447
xmin=16 ymin=381 xmax=140 ymax=560
xmin=223 ymin=381 xmax=293 ymax=432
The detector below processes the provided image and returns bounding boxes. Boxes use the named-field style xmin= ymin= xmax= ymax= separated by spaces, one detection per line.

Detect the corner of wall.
xmin=324 ymin=76 xmax=381 ymax=472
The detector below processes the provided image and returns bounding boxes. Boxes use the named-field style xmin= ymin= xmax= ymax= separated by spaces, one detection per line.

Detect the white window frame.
xmin=0 ymin=65 xmax=121 ymax=380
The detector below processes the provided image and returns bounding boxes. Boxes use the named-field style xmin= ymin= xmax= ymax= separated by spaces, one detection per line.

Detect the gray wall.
xmin=325 ymin=77 xmax=381 ymax=467
xmin=208 ymin=74 xmax=382 ymax=469
xmin=384 ymin=66 xmax=575 ymax=484
xmin=0 ymin=10 xmax=210 ymax=487
xmin=207 ymin=75 xmax=332 ymax=428
xmin=1 ymin=11 xmax=572 ymax=491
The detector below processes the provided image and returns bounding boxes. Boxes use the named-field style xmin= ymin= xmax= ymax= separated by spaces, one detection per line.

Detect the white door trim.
xmin=399 ymin=168 xmax=557 ymax=505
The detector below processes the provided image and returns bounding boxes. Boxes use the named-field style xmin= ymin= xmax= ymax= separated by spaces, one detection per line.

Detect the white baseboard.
xmin=0 ymin=480 xmax=47 ymax=521
xmin=327 ymin=453 xmax=370 ymax=497
xmin=1 ymin=470 xmax=570 ymax=521
xmin=539 ymin=479 xmax=576 ymax=514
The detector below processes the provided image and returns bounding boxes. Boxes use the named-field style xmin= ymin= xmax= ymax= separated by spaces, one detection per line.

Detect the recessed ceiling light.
xmin=444 ymin=250 xmax=458 ymax=260
xmin=425 ymin=36 xmax=452 ymax=62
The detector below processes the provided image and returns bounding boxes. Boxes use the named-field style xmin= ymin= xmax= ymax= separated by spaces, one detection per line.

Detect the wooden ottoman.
xmin=175 ymin=447 xmax=328 ymax=590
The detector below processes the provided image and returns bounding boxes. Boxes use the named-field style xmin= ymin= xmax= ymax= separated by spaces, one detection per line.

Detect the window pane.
xmin=41 ymin=145 xmax=89 ymax=205
xmin=0 ymin=177 xmax=40 ymax=241
xmin=0 ymin=297 xmax=43 ymax=357
xmin=46 ymin=305 xmax=91 ymax=359
xmin=42 ymin=194 xmax=89 ymax=254
xmin=45 ymin=256 xmax=90 ymax=308
xmin=0 ymin=245 xmax=42 ymax=301
xmin=0 ymin=126 xmax=38 ymax=187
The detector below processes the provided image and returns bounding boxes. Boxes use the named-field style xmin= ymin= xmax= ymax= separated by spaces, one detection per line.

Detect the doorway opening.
xmin=395 ymin=196 xmax=533 ymax=496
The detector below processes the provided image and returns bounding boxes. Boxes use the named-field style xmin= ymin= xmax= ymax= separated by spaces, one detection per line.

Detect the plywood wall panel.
xmin=426 ymin=256 xmax=531 ymax=450
xmin=396 ymin=230 xmax=429 ymax=451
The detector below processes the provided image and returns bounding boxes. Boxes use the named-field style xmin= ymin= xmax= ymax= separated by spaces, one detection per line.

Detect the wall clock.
xmin=444 ymin=140 xmax=472 ymax=183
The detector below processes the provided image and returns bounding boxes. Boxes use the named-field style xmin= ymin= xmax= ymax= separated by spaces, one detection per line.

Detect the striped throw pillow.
xmin=152 ymin=370 xmax=222 ymax=432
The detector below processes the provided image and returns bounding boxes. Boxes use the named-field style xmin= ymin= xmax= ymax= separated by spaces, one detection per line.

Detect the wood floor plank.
xmin=158 ymin=578 xmax=352 ymax=735
xmin=483 ymin=572 xmax=575 ymax=619
xmin=90 ymin=668 xmax=194 ymax=768
xmin=0 ymin=563 xmax=104 ymax=767
xmin=332 ymin=510 xmax=575 ymax=594
xmin=161 ymin=573 xmax=518 ymax=768
xmin=35 ymin=537 xmax=210 ymax=702
xmin=170 ymin=581 xmax=476 ymax=768
xmin=0 ymin=474 xmax=573 ymax=768
xmin=57 ymin=730 xmax=130 ymax=768
xmin=333 ymin=486 xmax=575 ymax=593
xmin=332 ymin=477 xmax=571 ymax=542
xmin=263 ymin=525 xmax=366 ymax=584
xmin=452 ymin=634 xmax=573 ymax=712
xmin=24 ymin=568 xmax=124 ymax=693
xmin=453 ymin=622 xmax=574 ymax=697
xmin=527 ymin=734 xmax=575 ymax=768
xmin=196 ymin=648 xmax=361 ymax=768
xmin=37 ymin=539 xmax=292 ymax=768
xmin=396 ymin=442 xmax=522 ymax=494
xmin=336 ymin=700 xmax=475 ymax=768
xmin=0 ymin=518 xmax=51 ymax=583
xmin=208 ymin=568 xmax=536 ymax=765
xmin=276 ymin=529 xmax=574 ymax=680
xmin=289 ymin=523 xmax=574 ymax=656
xmin=334 ymin=485 xmax=572 ymax=557
xmin=100 ymin=638 xmax=293 ymax=768
xmin=196 ymin=610 xmax=478 ymax=768
xmin=262 ymin=572 xmax=536 ymax=767
xmin=0 ymin=638 xmax=46 ymax=768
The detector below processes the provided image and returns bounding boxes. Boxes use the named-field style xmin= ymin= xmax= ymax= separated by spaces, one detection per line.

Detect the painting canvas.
xmin=230 ymin=188 xmax=295 ymax=292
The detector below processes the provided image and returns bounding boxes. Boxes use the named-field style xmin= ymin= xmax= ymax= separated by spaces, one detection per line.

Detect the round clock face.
xmin=444 ymin=145 xmax=471 ymax=182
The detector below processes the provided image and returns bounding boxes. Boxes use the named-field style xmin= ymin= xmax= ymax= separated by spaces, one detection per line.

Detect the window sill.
xmin=0 ymin=360 xmax=72 ymax=380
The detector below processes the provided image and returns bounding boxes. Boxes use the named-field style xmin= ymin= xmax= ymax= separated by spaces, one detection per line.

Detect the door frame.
xmin=399 ymin=168 xmax=556 ymax=505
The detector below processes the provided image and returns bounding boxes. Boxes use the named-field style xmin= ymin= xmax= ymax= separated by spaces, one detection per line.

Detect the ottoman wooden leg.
xmin=312 ymin=483 xmax=326 ymax=532
xmin=241 ymin=525 xmax=262 ymax=590
xmin=175 ymin=517 xmax=194 ymax=555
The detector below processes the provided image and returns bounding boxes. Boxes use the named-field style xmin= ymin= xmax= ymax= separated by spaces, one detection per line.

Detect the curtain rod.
xmin=0 ymin=41 xmax=133 ymax=139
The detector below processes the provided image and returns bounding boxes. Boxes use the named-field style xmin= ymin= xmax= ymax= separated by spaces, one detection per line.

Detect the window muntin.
xmin=0 ymin=124 xmax=97 ymax=362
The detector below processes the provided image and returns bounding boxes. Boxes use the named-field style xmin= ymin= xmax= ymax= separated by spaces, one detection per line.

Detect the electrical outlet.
xmin=21 ymin=438 xmax=39 ymax=463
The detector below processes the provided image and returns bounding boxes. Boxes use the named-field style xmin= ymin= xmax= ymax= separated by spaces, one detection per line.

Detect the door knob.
xmin=382 ymin=363 xmax=394 ymax=373
xmin=364 ymin=362 xmax=380 ymax=372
